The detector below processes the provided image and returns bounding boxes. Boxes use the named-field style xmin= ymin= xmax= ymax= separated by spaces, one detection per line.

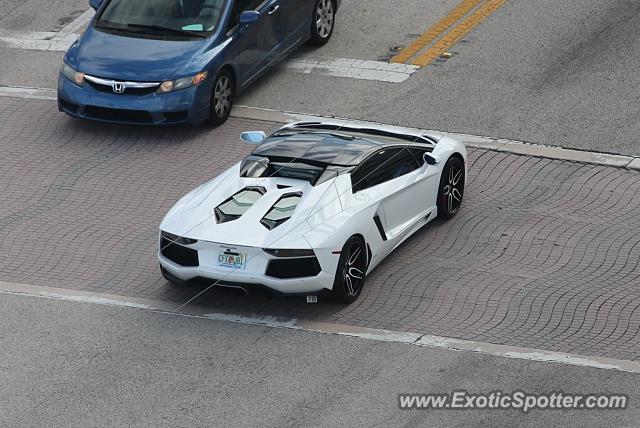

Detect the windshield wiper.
xmin=95 ymin=22 xmax=129 ymax=32
xmin=123 ymin=23 xmax=208 ymax=38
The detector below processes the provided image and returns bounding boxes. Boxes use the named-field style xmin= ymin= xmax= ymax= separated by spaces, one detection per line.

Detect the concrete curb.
xmin=1 ymin=85 xmax=638 ymax=170
xmin=231 ymin=104 xmax=640 ymax=170
xmin=3 ymin=280 xmax=640 ymax=373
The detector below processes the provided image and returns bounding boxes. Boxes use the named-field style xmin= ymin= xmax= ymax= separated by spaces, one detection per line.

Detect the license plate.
xmin=217 ymin=252 xmax=246 ymax=269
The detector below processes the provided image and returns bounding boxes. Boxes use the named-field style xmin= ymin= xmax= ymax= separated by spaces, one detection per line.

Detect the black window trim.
xmin=350 ymin=145 xmax=422 ymax=193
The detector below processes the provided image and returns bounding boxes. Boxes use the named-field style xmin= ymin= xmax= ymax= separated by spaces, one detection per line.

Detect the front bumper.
xmin=57 ymin=74 xmax=211 ymax=125
xmin=158 ymin=238 xmax=335 ymax=295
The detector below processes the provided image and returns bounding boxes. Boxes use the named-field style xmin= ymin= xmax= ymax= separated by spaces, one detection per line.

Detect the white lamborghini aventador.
xmin=159 ymin=120 xmax=467 ymax=303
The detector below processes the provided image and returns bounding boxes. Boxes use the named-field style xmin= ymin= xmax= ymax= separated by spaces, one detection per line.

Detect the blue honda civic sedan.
xmin=58 ymin=0 xmax=339 ymax=126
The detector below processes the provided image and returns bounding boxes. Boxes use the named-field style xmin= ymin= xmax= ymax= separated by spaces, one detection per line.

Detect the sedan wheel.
xmin=207 ymin=70 xmax=234 ymax=126
xmin=331 ymin=236 xmax=367 ymax=303
xmin=309 ymin=0 xmax=335 ymax=45
xmin=437 ymin=156 xmax=465 ymax=219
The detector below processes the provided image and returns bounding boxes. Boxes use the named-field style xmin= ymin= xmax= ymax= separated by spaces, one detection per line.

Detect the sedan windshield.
xmin=96 ymin=0 xmax=226 ymax=37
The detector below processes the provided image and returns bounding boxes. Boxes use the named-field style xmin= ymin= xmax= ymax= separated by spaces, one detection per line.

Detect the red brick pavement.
xmin=2 ymin=97 xmax=640 ymax=360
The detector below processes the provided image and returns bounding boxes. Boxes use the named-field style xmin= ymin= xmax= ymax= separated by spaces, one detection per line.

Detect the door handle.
xmin=268 ymin=4 xmax=280 ymax=14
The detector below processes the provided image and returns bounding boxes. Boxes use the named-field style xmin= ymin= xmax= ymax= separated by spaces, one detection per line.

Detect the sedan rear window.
xmin=97 ymin=0 xmax=226 ymax=37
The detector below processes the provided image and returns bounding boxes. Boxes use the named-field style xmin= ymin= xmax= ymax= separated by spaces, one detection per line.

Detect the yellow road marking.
xmin=412 ymin=0 xmax=508 ymax=66
xmin=390 ymin=0 xmax=483 ymax=64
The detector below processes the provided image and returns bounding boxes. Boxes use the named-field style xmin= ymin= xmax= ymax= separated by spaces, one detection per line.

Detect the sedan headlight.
xmin=61 ymin=63 xmax=85 ymax=86
xmin=158 ymin=71 xmax=208 ymax=94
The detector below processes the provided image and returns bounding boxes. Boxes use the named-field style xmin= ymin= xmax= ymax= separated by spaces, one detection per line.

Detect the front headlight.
xmin=157 ymin=71 xmax=208 ymax=94
xmin=61 ymin=63 xmax=85 ymax=86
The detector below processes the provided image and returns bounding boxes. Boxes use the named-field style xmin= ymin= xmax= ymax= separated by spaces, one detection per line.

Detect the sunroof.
xmin=214 ymin=187 xmax=265 ymax=224
xmin=260 ymin=192 xmax=302 ymax=230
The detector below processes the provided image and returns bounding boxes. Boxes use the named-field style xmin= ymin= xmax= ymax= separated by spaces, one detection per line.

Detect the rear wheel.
xmin=437 ymin=156 xmax=465 ymax=219
xmin=206 ymin=69 xmax=234 ymax=126
xmin=309 ymin=0 xmax=335 ymax=46
xmin=331 ymin=236 xmax=367 ymax=303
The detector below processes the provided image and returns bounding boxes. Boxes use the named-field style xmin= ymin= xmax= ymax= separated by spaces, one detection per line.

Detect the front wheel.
xmin=331 ymin=236 xmax=367 ymax=303
xmin=437 ymin=156 xmax=465 ymax=220
xmin=206 ymin=69 xmax=234 ymax=126
xmin=309 ymin=0 xmax=335 ymax=46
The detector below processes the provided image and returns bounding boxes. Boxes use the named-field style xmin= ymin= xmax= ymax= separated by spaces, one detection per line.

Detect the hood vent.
xmin=214 ymin=187 xmax=265 ymax=224
xmin=260 ymin=192 xmax=302 ymax=230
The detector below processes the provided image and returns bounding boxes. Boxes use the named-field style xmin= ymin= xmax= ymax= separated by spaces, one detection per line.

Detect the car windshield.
xmin=96 ymin=0 xmax=226 ymax=37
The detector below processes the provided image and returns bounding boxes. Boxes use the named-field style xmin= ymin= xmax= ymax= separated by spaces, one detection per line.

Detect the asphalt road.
xmin=242 ymin=0 xmax=640 ymax=155
xmin=1 ymin=292 xmax=638 ymax=427
xmin=1 ymin=1 xmax=640 ymax=426
xmin=0 ymin=0 xmax=85 ymax=31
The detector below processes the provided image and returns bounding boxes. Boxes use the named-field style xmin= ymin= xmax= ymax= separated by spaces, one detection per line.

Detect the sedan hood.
xmin=160 ymin=164 xmax=344 ymax=249
xmin=75 ymin=27 xmax=208 ymax=81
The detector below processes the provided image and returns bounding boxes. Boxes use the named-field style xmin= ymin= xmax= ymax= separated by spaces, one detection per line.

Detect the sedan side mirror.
xmin=240 ymin=131 xmax=267 ymax=145
xmin=239 ymin=11 xmax=260 ymax=25
xmin=89 ymin=0 xmax=103 ymax=11
xmin=423 ymin=153 xmax=438 ymax=166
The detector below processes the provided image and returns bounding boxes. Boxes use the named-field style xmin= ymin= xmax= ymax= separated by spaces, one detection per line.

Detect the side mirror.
xmin=239 ymin=11 xmax=260 ymax=25
xmin=423 ymin=153 xmax=438 ymax=166
xmin=89 ymin=0 xmax=103 ymax=11
xmin=240 ymin=131 xmax=267 ymax=145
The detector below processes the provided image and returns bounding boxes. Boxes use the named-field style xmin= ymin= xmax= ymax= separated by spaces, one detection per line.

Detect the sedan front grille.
xmin=84 ymin=106 xmax=153 ymax=123
xmin=84 ymin=74 xmax=160 ymax=96
xmin=87 ymin=80 xmax=158 ymax=96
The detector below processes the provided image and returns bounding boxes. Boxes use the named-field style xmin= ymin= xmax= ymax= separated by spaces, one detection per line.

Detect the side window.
xmin=351 ymin=147 xmax=420 ymax=192
xmin=227 ymin=0 xmax=262 ymax=32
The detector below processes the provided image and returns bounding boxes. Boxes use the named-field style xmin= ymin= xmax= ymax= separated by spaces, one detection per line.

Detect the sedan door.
xmin=226 ymin=0 xmax=283 ymax=87
xmin=271 ymin=0 xmax=314 ymax=55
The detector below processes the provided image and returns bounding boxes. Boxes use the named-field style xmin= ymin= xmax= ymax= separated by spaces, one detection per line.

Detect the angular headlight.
xmin=158 ymin=71 xmax=208 ymax=94
xmin=61 ymin=63 xmax=85 ymax=86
